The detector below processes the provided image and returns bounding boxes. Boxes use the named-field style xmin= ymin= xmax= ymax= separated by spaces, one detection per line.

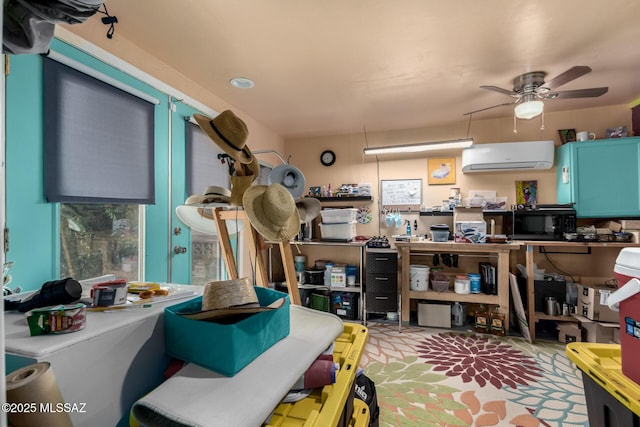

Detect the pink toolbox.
xmin=609 ymin=248 xmax=640 ymax=385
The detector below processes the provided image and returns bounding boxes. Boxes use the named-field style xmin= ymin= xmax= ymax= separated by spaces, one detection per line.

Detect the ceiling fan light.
xmin=514 ymin=99 xmax=544 ymax=119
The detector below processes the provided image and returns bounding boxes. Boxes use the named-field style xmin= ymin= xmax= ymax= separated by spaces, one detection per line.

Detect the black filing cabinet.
xmin=365 ymin=248 xmax=398 ymax=317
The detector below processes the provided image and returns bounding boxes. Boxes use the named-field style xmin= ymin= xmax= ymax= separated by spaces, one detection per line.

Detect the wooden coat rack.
xmin=212 ymin=207 xmax=301 ymax=306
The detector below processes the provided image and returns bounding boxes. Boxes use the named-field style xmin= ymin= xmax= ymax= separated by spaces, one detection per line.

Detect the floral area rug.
xmin=360 ymin=323 xmax=588 ymax=427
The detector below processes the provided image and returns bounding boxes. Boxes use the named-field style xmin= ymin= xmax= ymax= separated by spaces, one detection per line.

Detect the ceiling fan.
xmin=466 ymin=66 xmax=608 ymax=119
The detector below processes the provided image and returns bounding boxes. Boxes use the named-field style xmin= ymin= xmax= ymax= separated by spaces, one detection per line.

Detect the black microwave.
xmin=505 ymin=207 xmax=577 ymax=241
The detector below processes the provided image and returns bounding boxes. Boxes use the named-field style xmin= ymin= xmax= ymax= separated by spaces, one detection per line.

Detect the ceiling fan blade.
xmin=544 ymin=66 xmax=592 ymax=89
xmin=548 ymin=87 xmax=608 ymax=99
xmin=480 ymin=85 xmax=516 ymax=96
xmin=463 ymin=101 xmax=516 ymax=116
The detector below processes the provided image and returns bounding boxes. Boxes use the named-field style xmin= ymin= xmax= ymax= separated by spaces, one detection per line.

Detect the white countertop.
xmin=4 ymin=283 xmax=200 ymax=358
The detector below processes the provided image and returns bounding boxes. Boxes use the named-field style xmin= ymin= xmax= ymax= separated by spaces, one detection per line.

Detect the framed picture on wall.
xmin=428 ymin=157 xmax=456 ymax=185
xmin=515 ymin=180 xmax=537 ymax=205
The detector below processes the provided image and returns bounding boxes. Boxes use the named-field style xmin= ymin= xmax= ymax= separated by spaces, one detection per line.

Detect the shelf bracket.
xmin=538 ymin=246 xmax=591 ymax=255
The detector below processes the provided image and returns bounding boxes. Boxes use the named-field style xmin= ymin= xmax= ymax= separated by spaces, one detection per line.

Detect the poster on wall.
xmin=428 ymin=158 xmax=456 ymax=185
xmin=515 ymin=180 xmax=537 ymax=205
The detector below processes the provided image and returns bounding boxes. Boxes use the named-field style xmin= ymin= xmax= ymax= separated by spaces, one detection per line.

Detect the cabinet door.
xmin=558 ymin=138 xmax=640 ymax=217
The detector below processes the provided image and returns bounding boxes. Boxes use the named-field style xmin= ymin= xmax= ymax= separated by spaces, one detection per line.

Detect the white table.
xmin=4 ymin=284 xmax=200 ymax=427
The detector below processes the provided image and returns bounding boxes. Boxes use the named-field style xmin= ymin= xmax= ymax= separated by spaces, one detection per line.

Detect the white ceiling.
xmin=97 ymin=0 xmax=640 ymax=139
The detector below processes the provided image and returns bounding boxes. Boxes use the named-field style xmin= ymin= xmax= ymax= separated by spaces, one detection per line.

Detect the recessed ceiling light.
xmin=230 ymin=77 xmax=254 ymax=89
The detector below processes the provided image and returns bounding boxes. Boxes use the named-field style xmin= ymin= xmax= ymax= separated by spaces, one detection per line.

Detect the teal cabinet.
xmin=556 ymin=137 xmax=640 ymax=218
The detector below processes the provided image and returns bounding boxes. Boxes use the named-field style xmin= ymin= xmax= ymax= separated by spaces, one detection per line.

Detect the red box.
xmin=613 ymin=248 xmax=640 ymax=386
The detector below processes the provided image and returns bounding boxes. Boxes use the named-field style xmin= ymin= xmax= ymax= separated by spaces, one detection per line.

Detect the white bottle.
xmin=452 ymin=302 xmax=465 ymax=326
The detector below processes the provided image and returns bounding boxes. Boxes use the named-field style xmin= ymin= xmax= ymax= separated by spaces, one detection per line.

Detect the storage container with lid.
xmin=431 ymin=272 xmax=450 ymax=292
xmin=409 ymin=265 xmax=430 ymax=291
xmin=430 ymin=224 xmax=450 ymax=242
xmin=454 ymin=275 xmax=470 ymax=294
xmin=468 ymin=273 xmax=482 ymax=294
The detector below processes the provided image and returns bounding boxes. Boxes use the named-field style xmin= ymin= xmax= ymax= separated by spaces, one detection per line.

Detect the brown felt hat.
xmin=193 ymin=110 xmax=253 ymax=164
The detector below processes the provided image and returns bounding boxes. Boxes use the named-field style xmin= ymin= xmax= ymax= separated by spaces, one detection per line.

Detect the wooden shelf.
xmin=522 ymin=240 xmax=639 ymax=341
xmin=397 ymin=241 xmax=520 ymax=331
xmin=409 ymin=290 xmax=499 ymax=305
xmin=534 ymin=311 xmax=580 ymax=323
xmin=516 ymin=240 xmax=640 ymax=248
xmin=419 ymin=210 xmax=511 ymax=216
xmin=306 ymin=196 xmax=373 ymax=202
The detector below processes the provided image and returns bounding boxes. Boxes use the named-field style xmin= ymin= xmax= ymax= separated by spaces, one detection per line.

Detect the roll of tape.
xmin=6 ymin=362 xmax=72 ymax=427
xmin=26 ymin=304 xmax=86 ymax=336
xmin=91 ymin=280 xmax=128 ymax=306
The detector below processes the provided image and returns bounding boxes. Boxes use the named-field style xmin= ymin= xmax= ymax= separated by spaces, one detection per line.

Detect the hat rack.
xmin=212 ymin=207 xmax=302 ymax=306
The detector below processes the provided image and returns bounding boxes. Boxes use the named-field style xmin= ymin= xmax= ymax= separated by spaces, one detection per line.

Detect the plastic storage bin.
xmin=320 ymin=208 xmax=358 ymax=224
xmin=266 ymin=323 xmax=368 ymax=427
xmin=430 ymin=224 xmax=450 ymax=242
xmin=319 ymin=222 xmax=357 ymax=241
xmin=164 ymin=287 xmax=290 ymax=376
xmin=331 ymin=292 xmax=359 ymax=320
xmin=566 ymin=342 xmax=640 ymax=426
xmin=431 ymin=277 xmax=450 ymax=292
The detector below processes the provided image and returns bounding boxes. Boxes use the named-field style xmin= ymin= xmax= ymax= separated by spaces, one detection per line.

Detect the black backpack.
xmin=354 ymin=372 xmax=379 ymax=427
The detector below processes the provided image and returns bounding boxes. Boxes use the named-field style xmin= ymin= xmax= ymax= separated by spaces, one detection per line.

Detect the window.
xmin=43 ymin=56 xmax=156 ymax=204
xmin=185 ymin=118 xmax=235 ymax=283
xmin=43 ymin=53 xmax=157 ymax=280
xmin=185 ymin=120 xmax=230 ymax=195
xmin=59 ymin=204 xmax=141 ymax=281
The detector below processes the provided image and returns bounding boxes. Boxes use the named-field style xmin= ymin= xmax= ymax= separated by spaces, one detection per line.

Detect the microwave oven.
xmin=505 ymin=207 xmax=577 ymax=241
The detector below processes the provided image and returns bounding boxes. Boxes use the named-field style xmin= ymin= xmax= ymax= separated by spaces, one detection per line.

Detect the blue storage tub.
xmin=164 ymin=286 xmax=290 ymax=376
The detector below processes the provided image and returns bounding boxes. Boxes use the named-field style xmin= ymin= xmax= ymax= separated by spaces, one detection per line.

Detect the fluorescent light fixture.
xmin=514 ymin=95 xmax=544 ymax=119
xmin=363 ymin=138 xmax=474 ymax=156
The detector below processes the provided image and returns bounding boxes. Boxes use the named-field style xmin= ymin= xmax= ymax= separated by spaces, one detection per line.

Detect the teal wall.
xmin=6 ymin=38 xmax=194 ymax=290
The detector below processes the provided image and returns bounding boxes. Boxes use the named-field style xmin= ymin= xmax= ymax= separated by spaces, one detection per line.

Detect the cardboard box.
xmin=620 ymin=220 xmax=640 ymax=230
xmin=594 ymin=220 xmax=622 ymax=233
xmin=417 ymin=302 xmax=451 ymax=328
xmin=453 ymin=207 xmax=486 ymax=243
xmin=574 ymin=314 xmax=619 ymax=343
xmin=557 ymin=322 xmax=582 ymax=343
xmin=577 ymin=283 xmax=618 ymax=323
xmin=164 ymin=287 xmax=290 ymax=376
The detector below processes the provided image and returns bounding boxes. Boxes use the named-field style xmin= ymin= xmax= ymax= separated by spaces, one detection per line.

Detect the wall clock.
xmin=320 ymin=150 xmax=336 ymax=166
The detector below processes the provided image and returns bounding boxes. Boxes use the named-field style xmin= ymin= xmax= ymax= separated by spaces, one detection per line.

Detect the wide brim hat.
xmin=243 ymin=184 xmax=300 ymax=242
xmin=268 ymin=164 xmax=306 ymax=199
xmin=176 ymin=186 xmax=243 ymax=235
xmin=193 ymin=110 xmax=253 ymax=164
xmin=296 ymin=197 xmax=321 ymax=224
xmin=178 ymin=277 xmax=284 ymax=321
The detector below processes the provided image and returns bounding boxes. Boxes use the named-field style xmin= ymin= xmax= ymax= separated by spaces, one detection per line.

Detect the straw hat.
xmin=193 ymin=110 xmax=253 ymax=164
xmin=179 ymin=277 xmax=284 ymax=321
xmin=175 ymin=186 xmax=243 ymax=235
xmin=243 ymin=184 xmax=300 ymax=242
xmin=184 ymin=186 xmax=231 ymax=205
xmin=296 ymin=197 xmax=321 ymax=224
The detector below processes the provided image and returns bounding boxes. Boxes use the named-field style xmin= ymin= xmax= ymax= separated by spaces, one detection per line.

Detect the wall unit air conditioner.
xmin=461 ymin=140 xmax=554 ymax=172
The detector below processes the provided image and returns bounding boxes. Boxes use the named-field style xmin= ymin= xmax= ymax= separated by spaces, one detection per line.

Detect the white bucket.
xmin=410 ymin=265 xmax=430 ymax=291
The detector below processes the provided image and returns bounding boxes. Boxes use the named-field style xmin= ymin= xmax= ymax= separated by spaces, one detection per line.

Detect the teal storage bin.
xmin=164 ymin=287 xmax=290 ymax=376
